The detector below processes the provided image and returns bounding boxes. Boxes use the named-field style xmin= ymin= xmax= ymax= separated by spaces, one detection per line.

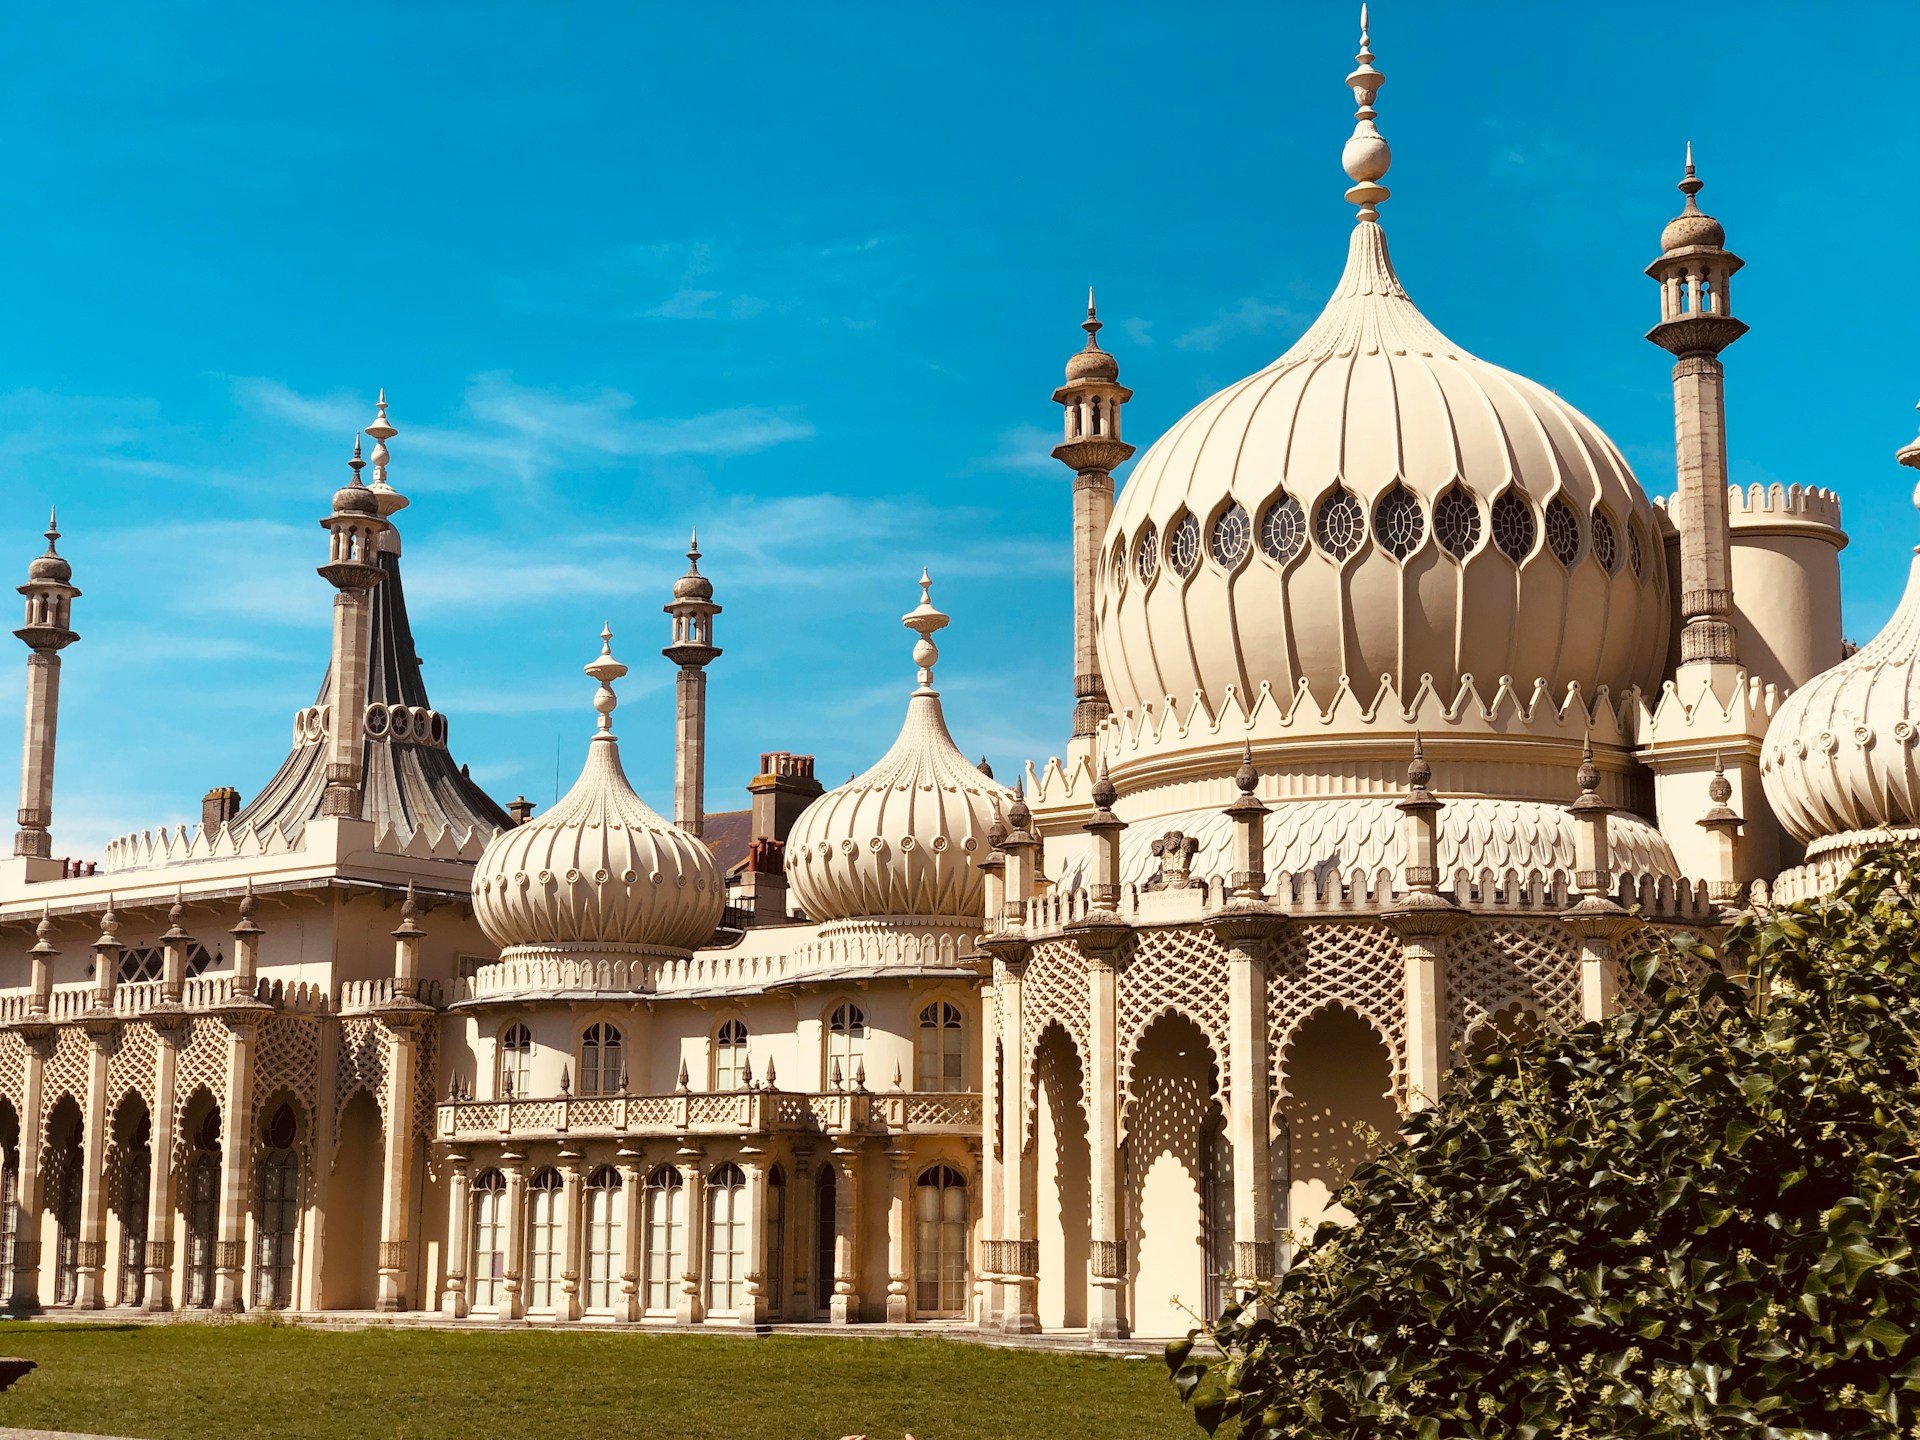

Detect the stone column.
xmin=73 ymin=1017 xmax=114 ymax=1309
xmin=739 ymin=1147 xmax=769 ymax=1327
xmin=986 ymin=937 xmax=1036 ymax=1333
xmin=212 ymin=1008 xmax=263 ymax=1312
xmin=498 ymin=1151 xmax=527 ymax=1322
xmin=556 ymin=1148 xmax=584 ymax=1322
xmin=7 ymin=1028 xmax=47 ymax=1312
xmin=615 ymin=1147 xmax=644 ymax=1324
xmin=1384 ymin=739 xmax=1465 ymax=1111
xmin=141 ymin=1015 xmax=183 ymax=1313
xmin=1565 ymin=742 xmax=1632 ymax=1023
xmin=375 ymin=1013 xmax=423 ymax=1313
xmin=316 ymin=461 xmax=388 ymax=818
xmin=789 ymin=1150 xmax=813 ymax=1318
xmin=442 ymin=1149 xmax=471 ymax=1319
xmin=1066 ymin=914 xmax=1128 ymax=1339
xmin=1210 ymin=907 xmax=1287 ymax=1293
xmin=661 ymin=535 xmax=721 ymax=837
xmin=883 ymin=1144 xmax=911 ymax=1322
xmin=676 ymin=1141 xmax=706 ymax=1325
xmin=828 ymin=1141 xmax=861 ymax=1324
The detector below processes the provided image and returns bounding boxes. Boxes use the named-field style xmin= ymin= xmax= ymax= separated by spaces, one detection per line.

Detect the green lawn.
xmin=0 ymin=1322 xmax=1200 ymax=1440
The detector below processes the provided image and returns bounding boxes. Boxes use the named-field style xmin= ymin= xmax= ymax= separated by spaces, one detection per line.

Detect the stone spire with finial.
xmin=664 ymin=527 xmax=721 ymax=836
xmin=903 ymin=567 xmax=948 ymax=695
xmin=1342 ymin=4 xmax=1390 ymax=222
xmin=363 ymin=390 xmax=407 ymax=520
xmin=13 ymin=505 xmax=81 ymax=860
xmin=1648 ymin=144 xmax=1746 ymax=670
xmin=317 ymin=429 xmax=390 ymax=819
xmin=1053 ymin=283 xmax=1134 ymax=756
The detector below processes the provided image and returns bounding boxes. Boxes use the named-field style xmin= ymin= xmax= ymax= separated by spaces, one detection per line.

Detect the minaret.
xmin=663 ymin=529 xmax=721 ymax=836
xmin=1051 ymin=290 xmax=1133 ymax=757
xmin=13 ymin=511 xmax=79 ymax=859
xmin=317 ymin=431 xmax=390 ymax=817
xmin=1648 ymin=145 xmax=1747 ymax=669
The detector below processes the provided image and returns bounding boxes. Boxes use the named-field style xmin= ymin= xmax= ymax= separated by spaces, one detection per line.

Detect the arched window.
xmin=113 ymin=1114 xmax=148 ymax=1307
xmin=916 ymin=1001 xmax=965 ymax=1092
xmin=1209 ymin=503 xmax=1251 ymax=569
xmin=707 ymin=1163 xmax=747 ymax=1316
xmin=183 ymin=1105 xmax=221 ymax=1309
xmin=583 ymin=1166 xmax=623 ymax=1312
xmin=526 ymin=1167 xmax=564 ymax=1310
xmin=470 ymin=1169 xmax=508 ymax=1310
xmin=714 ymin=1019 xmax=749 ymax=1091
xmin=643 ymin=1166 xmax=685 ymax=1315
xmin=1168 ymin=511 xmax=1201 ymax=577
xmin=1434 ymin=486 xmax=1480 ymax=558
xmin=813 ymin=1162 xmax=838 ymax=1313
xmin=253 ymin=1103 xmax=300 ymax=1309
xmin=1491 ymin=490 xmax=1536 ymax=563
xmin=579 ymin=1022 xmax=622 ymax=1097
xmin=826 ymin=1003 xmax=866 ymax=1088
xmin=765 ymin=1165 xmax=787 ymax=1321
xmin=914 ymin=1165 xmax=970 ymax=1316
xmin=499 ymin=1023 xmax=532 ymax=1098
xmin=1259 ymin=494 xmax=1306 ymax=564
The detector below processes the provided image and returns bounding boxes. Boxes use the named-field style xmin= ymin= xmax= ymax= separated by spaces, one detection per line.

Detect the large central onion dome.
xmin=786 ymin=573 xmax=1013 ymax=924
xmin=473 ymin=627 xmax=723 ymax=957
xmin=1096 ymin=30 xmax=1668 ymax=728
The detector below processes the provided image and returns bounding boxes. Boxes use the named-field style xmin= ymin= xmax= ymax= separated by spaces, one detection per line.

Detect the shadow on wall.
xmin=1278 ymin=1006 xmax=1396 ymax=1242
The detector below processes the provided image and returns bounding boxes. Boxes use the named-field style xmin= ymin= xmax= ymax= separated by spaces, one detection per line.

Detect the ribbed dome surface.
xmin=1097 ymin=218 xmax=1670 ymax=725
xmin=787 ymin=692 xmax=1011 ymax=923
xmin=786 ymin=574 xmax=1013 ymax=924
xmin=473 ymin=633 xmax=722 ymax=955
xmin=1762 ymin=548 xmax=1920 ymax=850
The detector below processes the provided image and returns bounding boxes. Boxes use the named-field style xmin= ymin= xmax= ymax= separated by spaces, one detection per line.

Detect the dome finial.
xmin=43 ymin=507 xmax=59 ymax=555
xmin=903 ymin=567 xmax=949 ymax=695
xmin=1342 ymin=3 xmax=1391 ymax=221
xmin=584 ymin=623 xmax=629 ymax=734
xmin=1083 ymin=286 xmax=1101 ymax=348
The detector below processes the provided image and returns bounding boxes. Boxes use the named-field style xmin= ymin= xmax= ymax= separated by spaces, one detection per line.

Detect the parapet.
xmin=1725 ymin=482 xmax=1844 ymax=538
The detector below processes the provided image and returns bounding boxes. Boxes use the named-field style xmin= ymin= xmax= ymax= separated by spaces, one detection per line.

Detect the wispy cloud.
xmin=979 ymin=424 xmax=1058 ymax=477
xmin=232 ymin=373 xmax=814 ymax=489
xmin=1175 ymin=297 xmax=1303 ymax=352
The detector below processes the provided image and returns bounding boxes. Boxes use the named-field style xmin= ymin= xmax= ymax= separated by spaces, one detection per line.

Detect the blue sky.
xmin=2 ymin=2 xmax=1916 ymax=857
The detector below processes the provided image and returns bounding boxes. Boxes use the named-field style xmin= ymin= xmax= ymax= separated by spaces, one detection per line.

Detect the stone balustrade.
xmin=436 ymin=1087 xmax=982 ymax=1143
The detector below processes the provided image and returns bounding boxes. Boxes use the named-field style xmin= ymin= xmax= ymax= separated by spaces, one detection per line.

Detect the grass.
xmin=0 ymin=1321 xmax=1199 ymax=1440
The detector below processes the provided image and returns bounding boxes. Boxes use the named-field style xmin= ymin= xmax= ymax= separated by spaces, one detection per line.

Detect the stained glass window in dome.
xmin=1628 ymin=519 xmax=1646 ymax=579
xmin=1314 ymin=489 xmax=1366 ymax=561
xmin=1259 ymin=495 xmax=1306 ymax=563
xmin=1435 ymin=486 xmax=1480 ymax=558
xmin=1136 ymin=524 xmax=1159 ymax=583
xmin=1169 ymin=511 xmax=1201 ymax=577
xmin=1491 ymin=491 xmax=1536 ymax=563
xmin=1209 ymin=503 xmax=1251 ymax=568
xmin=1592 ymin=511 xmax=1618 ymax=573
xmin=1110 ymin=545 xmax=1126 ymax=595
xmin=1375 ymin=487 xmax=1425 ymax=560
xmin=1544 ymin=496 xmax=1581 ymax=567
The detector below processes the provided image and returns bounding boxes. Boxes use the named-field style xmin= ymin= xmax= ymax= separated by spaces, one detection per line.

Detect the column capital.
xmin=1206 ymin=902 xmax=1290 ymax=955
xmin=1064 ymin=914 xmax=1130 ymax=963
xmin=1558 ymin=895 xmax=1638 ymax=944
xmin=1381 ymin=894 xmax=1470 ymax=942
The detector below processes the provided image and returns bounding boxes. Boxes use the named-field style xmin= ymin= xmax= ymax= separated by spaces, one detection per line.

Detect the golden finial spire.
xmin=1343 ymin=3 xmax=1390 ymax=221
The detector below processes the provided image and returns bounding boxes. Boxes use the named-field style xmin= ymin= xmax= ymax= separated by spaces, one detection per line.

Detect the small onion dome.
xmin=332 ymin=480 xmax=379 ymax=517
xmin=472 ymin=626 xmax=723 ymax=956
xmin=1661 ymin=147 xmax=1725 ymax=251
xmin=1064 ymin=289 xmax=1120 ymax=383
xmin=786 ymin=571 xmax=1013 ymax=923
xmin=1763 ymin=416 xmax=1920 ymax=851
xmin=27 ymin=511 xmax=71 ymax=583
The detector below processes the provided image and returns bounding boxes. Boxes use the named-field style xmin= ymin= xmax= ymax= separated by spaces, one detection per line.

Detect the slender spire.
xmin=903 ymin=567 xmax=949 ymax=696
xmin=1342 ymin=4 xmax=1391 ymax=221
xmin=1083 ymin=287 xmax=1101 ymax=347
xmin=364 ymin=389 xmax=407 ymax=516
xmin=585 ymin=623 xmax=628 ymax=735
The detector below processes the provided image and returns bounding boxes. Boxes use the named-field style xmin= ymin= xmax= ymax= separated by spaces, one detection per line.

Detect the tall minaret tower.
xmin=317 ymin=429 xmax=390 ymax=818
xmin=1051 ymin=290 xmax=1133 ymax=760
xmin=13 ymin=512 xmax=79 ymax=859
xmin=1648 ymin=145 xmax=1747 ymax=670
xmin=663 ymin=530 xmax=721 ymax=836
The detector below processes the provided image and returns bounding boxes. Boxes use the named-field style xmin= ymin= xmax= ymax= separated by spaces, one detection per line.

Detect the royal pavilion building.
xmin=0 ymin=15 xmax=1900 ymax=1340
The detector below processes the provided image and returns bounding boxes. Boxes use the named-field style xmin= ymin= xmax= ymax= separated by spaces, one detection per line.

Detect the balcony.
xmin=435 ymin=1088 xmax=982 ymax=1143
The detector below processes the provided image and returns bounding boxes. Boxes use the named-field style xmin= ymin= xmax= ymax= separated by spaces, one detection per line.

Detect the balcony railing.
xmin=436 ymin=1088 xmax=982 ymax=1143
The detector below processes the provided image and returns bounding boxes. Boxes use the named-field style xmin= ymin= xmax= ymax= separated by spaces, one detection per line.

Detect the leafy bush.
xmin=1170 ymin=847 xmax=1920 ymax=1439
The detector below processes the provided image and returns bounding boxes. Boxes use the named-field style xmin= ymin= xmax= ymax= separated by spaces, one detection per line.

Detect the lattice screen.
xmin=1268 ymin=922 xmax=1406 ymax=1105
xmin=335 ymin=1017 xmax=388 ymax=1129
xmin=1120 ymin=927 xmax=1231 ymax=1104
xmin=107 ymin=1022 xmax=157 ymax=1115
xmin=1445 ymin=921 xmax=1583 ymax=1060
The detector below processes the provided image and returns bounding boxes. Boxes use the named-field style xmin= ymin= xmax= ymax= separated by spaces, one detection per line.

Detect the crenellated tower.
xmin=663 ymin=529 xmax=721 ymax=836
xmin=1051 ymin=290 xmax=1132 ymax=761
xmin=13 ymin=511 xmax=79 ymax=859
xmin=1647 ymin=145 xmax=1746 ymax=671
xmin=316 ymin=431 xmax=390 ymax=818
